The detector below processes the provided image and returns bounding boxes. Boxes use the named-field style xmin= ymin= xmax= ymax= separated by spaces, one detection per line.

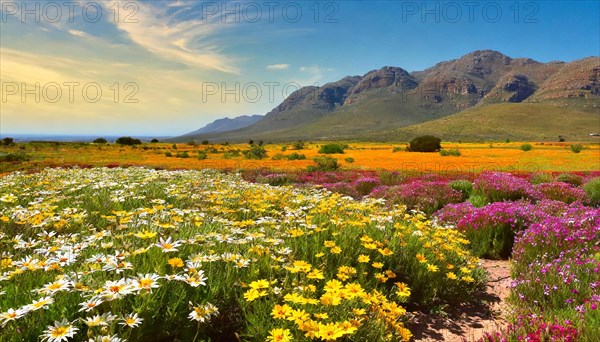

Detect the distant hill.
xmin=173 ymin=50 xmax=600 ymax=142
xmin=180 ymin=115 xmax=263 ymax=137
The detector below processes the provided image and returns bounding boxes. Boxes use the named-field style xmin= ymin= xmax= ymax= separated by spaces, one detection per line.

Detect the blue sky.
xmin=1 ymin=0 xmax=599 ymax=136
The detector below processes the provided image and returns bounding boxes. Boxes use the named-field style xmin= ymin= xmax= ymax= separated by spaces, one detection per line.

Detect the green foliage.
xmin=556 ymin=173 xmax=583 ymax=186
xmin=520 ymin=143 xmax=532 ymax=152
xmin=583 ymin=177 xmax=600 ymax=206
xmin=407 ymin=135 xmax=441 ymax=152
xmin=570 ymin=143 xmax=584 ymax=153
xmin=530 ymin=172 xmax=553 ymax=185
xmin=292 ymin=140 xmax=305 ymax=150
xmin=201 ymin=140 xmax=210 ymax=145
xmin=187 ymin=141 xmax=198 ymax=147
xmin=197 ymin=151 xmax=207 ymax=160
xmin=439 ymin=148 xmax=461 ymax=157
xmin=223 ymin=150 xmax=241 ymax=159
xmin=307 ymin=156 xmax=339 ymax=171
xmin=243 ymin=145 xmax=267 ymax=160
xmin=379 ymin=171 xmax=403 ymax=186
xmin=449 ymin=180 xmax=473 ymax=200
xmin=318 ymin=143 xmax=346 ymax=154
xmin=287 ymin=152 xmax=306 ymax=160
xmin=467 ymin=194 xmax=487 ymax=208
xmin=172 ymin=144 xmax=178 ymax=150
xmin=2 ymin=137 xmax=15 ymax=146
xmin=280 ymin=145 xmax=287 ymax=152
xmin=115 ymin=136 xmax=142 ymax=145
xmin=165 ymin=152 xmax=172 ymax=157
xmin=93 ymin=138 xmax=107 ymax=144
xmin=0 ymin=152 xmax=30 ymax=162
xmin=150 ymin=138 xmax=159 ymax=143
xmin=344 ymin=157 xmax=355 ymax=163
xmin=176 ymin=151 xmax=190 ymax=158
xmin=392 ymin=147 xmax=403 ymax=153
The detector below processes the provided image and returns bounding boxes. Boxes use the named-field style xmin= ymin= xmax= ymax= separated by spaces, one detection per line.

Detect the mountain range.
xmin=173 ymin=50 xmax=600 ymax=142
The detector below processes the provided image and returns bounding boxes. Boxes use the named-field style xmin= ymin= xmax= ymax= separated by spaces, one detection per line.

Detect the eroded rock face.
xmin=583 ymin=67 xmax=600 ymax=96
xmin=503 ymin=74 xmax=536 ymax=102
xmin=351 ymin=67 xmax=417 ymax=93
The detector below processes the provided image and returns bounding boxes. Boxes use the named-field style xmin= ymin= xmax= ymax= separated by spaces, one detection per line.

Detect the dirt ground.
xmin=411 ymin=260 xmax=512 ymax=341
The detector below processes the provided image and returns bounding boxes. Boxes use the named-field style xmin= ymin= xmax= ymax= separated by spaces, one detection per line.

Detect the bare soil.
xmin=411 ymin=260 xmax=512 ymax=341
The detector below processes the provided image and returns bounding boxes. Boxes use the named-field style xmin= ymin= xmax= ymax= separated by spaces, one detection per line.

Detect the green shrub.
xmin=407 ymin=135 xmax=441 ymax=152
xmin=115 ymin=136 xmax=142 ymax=145
xmin=530 ymin=172 xmax=553 ymax=184
xmin=150 ymin=138 xmax=159 ymax=143
xmin=583 ymin=177 xmax=600 ymax=206
xmin=520 ymin=143 xmax=532 ymax=152
xmin=0 ymin=152 xmax=30 ymax=162
xmin=2 ymin=137 xmax=15 ymax=146
xmin=379 ymin=171 xmax=403 ymax=186
xmin=172 ymin=144 xmax=178 ymax=150
xmin=165 ymin=152 xmax=172 ymax=157
xmin=271 ymin=153 xmax=285 ymax=160
xmin=467 ymin=194 xmax=487 ymax=208
xmin=177 ymin=151 xmax=190 ymax=158
xmin=570 ymin=144 xmax=583 ymax=153
xmin=292 ymin=140 xmax=305 ymax=150
xmin=392 ymin=147 xmax=403 ymax=153
xmin=344 ymin=157 xmax=355 ymax=163
xmin=197 ymin=151 xmax=207 ymax=160
xmin=449 ymin=180 xmax=473 ymax=200
xmin=318 ymin=143 xmax=345 ymax=154
xmin=187 ymin=141 xmax=198 ymax=147
xmin=287 ymin=152 xmax=306 ymax=160
xmin=439 ymin=148 xmax=461 ymax=157
xmin=255 ymin=174 xmax=295 ymax=186
xmin=93 ymin=138 xmax=107 ymax=144
xmin=243 ymin=145 xmax=267 ymax=160
xmin=307 ymin=156 xmax=339 ymax=171
xmin=556 ymin=173 xmax=583 ymax=186
xmin=223 ymin=150 xmax=241 ymax=159
xmin=281 ymin=145 xmax=287 ymax=152
xmin=201 ymin=140 xmax=209 ymax=145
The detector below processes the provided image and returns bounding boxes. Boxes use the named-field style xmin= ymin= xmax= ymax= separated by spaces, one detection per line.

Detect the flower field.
xmin=1 ymin=141 xmax=599 ymax=341
xmin=0 ymin=168 xmax=486 ymax=341
xmin=1 ymin=141 xmax=599 ymax=175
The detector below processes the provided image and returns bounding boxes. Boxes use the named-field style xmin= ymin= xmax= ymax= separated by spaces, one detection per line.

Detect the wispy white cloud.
xmin=67 ymin=29 xmax=88 ymax=38
xmin=101 ymin=0 xmax=239 ymax=74
xmin=266 ymin=64 xmax=290 ymax=70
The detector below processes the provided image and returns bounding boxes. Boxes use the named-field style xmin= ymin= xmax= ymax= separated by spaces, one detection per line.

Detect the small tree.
xmin=201 ymin=140 xmax=209 ymax=145
xmin=150 ymin=138 xmax=159 ymax=143
xmin=2 ymin=137 xmax=15 ymax=146
xmin=93 ymin=138 xmax=107 ymax=144
xmin=243 ymin=145 xmax=267 ymax=160
xmin=407 ymin=135 xmax=441 ymax=152
xmin=318 ymin=143 xmax=346 ymax=154
xmin=293 ymin=140 xmax=306 ymax=150
xmin=115 ymin=136 xmax=141 ymax=145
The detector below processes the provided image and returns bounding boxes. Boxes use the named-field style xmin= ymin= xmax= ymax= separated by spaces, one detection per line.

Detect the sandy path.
xmin=411 ymin=259 xmax=512 ymax=341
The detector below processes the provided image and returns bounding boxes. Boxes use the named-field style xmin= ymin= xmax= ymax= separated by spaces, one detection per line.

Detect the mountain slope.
xmin=173 ymin=51 xmax=600 ymax=143
xmin=181 ymin=115 xmax=263 ymax=136
xmin=381 ymin=99 xmax=600 ymax=142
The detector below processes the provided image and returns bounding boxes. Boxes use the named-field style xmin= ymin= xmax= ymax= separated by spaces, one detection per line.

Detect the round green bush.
xmin=407 ymin=135 xmax=441 ymax=152
xmin=583 ymin=177 xmax=600 ymax=206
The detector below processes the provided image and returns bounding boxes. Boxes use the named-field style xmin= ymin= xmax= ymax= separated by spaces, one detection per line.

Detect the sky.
xmin=1 ymin=0 xmax=599 ymax=136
